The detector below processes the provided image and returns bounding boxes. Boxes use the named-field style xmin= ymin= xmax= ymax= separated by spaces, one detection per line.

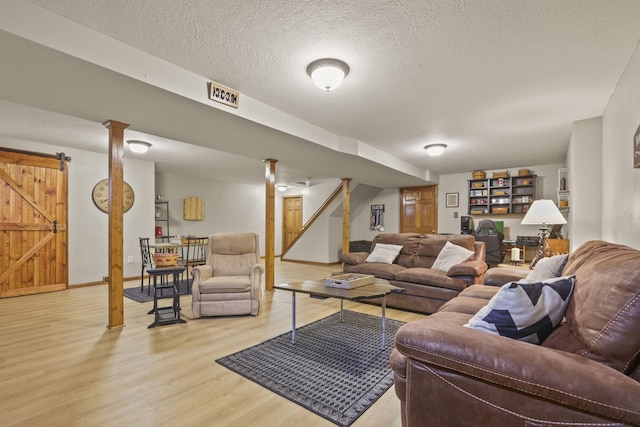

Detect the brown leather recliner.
xmin=390 ymin=240 xmax=640 ymax=426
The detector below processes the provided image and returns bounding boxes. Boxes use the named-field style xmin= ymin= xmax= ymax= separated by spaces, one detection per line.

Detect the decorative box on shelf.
xmin=325 ymin=274 xmax=375 ymax=289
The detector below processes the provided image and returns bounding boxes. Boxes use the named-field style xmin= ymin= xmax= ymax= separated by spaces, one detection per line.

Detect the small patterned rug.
xmin=123 ymin=280 xmax=190 ymax=303
xmin=216 ymin=310 xmax=405 ymax=427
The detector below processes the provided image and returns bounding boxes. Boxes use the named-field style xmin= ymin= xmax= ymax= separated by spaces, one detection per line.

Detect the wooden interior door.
xmin=400 ymin=185 xmax=438 ymax=234
xmin=0 ymin=148 xmax=69 ymax=297
xmin=282 ymin=196 xmax=302 ymax=252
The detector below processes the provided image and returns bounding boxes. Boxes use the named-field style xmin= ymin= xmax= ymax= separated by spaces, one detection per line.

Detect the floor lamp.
xmin=521 ymin=199 xmax=567 ymax=269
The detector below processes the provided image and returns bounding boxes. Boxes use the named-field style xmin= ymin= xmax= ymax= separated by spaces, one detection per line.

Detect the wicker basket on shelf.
xmin=472 ymin=170 xmax=486 ymax=180
xmin=492 ymin=171 xmax=510 ymax=179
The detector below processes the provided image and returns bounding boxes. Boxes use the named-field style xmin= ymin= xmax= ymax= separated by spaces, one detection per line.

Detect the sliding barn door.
xmin=0 ymin=148 xmax=69 ymax=297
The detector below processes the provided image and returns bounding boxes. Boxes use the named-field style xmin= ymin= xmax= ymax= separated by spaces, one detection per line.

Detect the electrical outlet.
xmin=127 ymin=256 xmax=134 ymax=263
xmin=453 ymin=211 xmax=458 ymax=218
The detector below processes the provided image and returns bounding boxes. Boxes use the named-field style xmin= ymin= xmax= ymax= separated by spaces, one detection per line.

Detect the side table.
xmin=501 ymin=244 xmax=526 ymax=264
xmin=146 ymin=266 xmax=187 ymax=328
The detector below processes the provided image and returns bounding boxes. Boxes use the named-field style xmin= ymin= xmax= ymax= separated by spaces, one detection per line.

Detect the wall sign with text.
xmin=208 ymin=81 xmax=239 ymax=108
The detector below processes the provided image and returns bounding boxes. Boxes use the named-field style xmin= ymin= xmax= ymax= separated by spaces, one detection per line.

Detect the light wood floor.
xmin=0 ymin=260 xmax=426 ymax=427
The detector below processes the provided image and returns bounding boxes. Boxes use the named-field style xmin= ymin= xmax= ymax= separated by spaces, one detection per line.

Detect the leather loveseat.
xmin=340 ymin=233 xmax=488 ymax=314
xmin=390 ymin=240 xmax=640 ymax=426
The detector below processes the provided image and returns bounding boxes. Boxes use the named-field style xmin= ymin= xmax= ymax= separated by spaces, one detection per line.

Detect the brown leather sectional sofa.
xmin=390 ymin=240 xmax=640 ymax=426
xmin=341 ymin=233 xmax=488 ymax=314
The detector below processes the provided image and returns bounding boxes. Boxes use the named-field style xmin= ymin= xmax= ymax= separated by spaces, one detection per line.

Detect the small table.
xmin=146 ymin=266 xmax=187 ymax=328
xmin=501 ymin=244 xmax=526 ymax=264
xmin=274 ymin=279 xmax=403 ymax=349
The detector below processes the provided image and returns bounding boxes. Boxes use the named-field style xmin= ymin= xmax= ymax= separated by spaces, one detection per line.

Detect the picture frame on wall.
xmin=446 ymin=192 xmax=459 ymax=208
xmin=634 ymin=122 xmax=640 ymax=168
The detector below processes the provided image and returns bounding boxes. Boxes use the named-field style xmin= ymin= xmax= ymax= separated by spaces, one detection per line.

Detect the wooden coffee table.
xmin=274 ymin=278 xmax=403 ymax=348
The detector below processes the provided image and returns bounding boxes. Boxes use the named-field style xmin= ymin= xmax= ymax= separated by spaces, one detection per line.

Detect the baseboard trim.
xmin=70 ymin=275 xmax=142 ymax=288
xmin=280 ymin=258 xmax=341 ymax=267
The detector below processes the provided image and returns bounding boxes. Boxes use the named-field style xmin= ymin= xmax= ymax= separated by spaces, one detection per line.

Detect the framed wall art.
xmin=446 ymin=192 xmax=459 ymax=208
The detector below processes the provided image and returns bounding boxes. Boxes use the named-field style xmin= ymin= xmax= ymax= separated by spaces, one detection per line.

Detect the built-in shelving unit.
xmin=155 ymin=201 xmax=169 ymax=236
xmin=468 ymin=175 xmax=537 ymax=215
xmin=557 ymin=168 xmax=569 ymax=213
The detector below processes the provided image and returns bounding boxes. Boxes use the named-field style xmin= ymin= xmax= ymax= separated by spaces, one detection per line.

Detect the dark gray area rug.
xmin=216 ymin=310 xmax=405 ymax=427
xmin=123 ymin=280 xmax=190 ymax=303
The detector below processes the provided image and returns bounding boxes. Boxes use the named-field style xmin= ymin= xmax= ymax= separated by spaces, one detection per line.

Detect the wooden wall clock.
xmin=92 ymin=179 xmax=135 ymax=213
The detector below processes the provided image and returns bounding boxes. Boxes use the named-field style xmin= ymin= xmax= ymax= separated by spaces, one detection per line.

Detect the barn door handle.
xmin=53 ymin=220 xmax=57 ymax=234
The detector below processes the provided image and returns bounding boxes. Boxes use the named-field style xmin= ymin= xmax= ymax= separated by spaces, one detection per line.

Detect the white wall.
xmin=0 ymin=139 xmax=155 ymax=285
xmin=281 ymin=179 xmax=342 ymax=263
xmin=155 ymin=172 xmax=269 ymax=255
xmin=436 ymin=163 xmax=566 ymax=240
xmin=602 ymin=40 xmax=640 ymax=249
xmin=567 ymin=117 xmax=603 ymax=250
xmin=349 ymin=188 xmax=401 ymax=240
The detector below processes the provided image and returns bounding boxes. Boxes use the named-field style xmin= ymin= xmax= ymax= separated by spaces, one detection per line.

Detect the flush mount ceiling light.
xmin=306 ymin=58 xmax=350 ymax=91
xmin=276 ymin=184 xmax=288 ymax=192
xmin=127 ymin=140 xmax=151 ymax=154
xmin=424 ymin=143 xmax=447 ymax=157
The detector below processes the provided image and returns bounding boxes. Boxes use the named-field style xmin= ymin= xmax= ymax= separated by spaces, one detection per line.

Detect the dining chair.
xmin=139 ymin=237 xmax=153 ymax=294
xmin=181 ymin=236 xmax=208 ymax=290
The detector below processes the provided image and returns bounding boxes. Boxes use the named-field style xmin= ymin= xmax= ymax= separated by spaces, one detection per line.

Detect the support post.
xmin=264 ymin=159 xmax=277 ymax=291
xmin=104 ymin=119 xmax=129 ymax=330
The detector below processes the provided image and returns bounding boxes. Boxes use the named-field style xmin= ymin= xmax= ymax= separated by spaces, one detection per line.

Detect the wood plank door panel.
xmin=282 ymin=196 xmax=302 ymax=253
xmin=400 ymin=186 xmax=438 ymax=234
xmin=0 ymin=148 xmax=68 ymax=297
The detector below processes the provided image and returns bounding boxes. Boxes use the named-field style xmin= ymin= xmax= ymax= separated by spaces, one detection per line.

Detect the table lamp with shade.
xmin=521 ymin=199 xmax=567 ymax=269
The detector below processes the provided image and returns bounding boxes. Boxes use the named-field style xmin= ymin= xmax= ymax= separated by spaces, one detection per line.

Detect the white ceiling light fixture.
xmin=276 ymin=184 xmax=288 ymax=192
xmin=307 ymin=58 xmax=350 ymax=91
xmin=424 ymin=143 xmax=447 ymax=157
xmin=127 ymin=140 xmax=151 ymax=154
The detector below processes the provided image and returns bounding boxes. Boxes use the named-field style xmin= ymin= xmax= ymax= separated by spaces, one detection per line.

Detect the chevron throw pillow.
xmin=464 ymin=275 xmax=575 ymax=344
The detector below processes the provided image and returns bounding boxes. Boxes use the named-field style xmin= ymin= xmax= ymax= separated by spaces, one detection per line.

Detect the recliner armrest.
xmin=340 ymin=251 xmax=368 ymax=265
xmin=394 ymin=317 xmax=640 ymax=424
xmin=250 ymin=263 xmax=264 ymax=276
xmin=191 ymin=265 xmax=212 ymax=283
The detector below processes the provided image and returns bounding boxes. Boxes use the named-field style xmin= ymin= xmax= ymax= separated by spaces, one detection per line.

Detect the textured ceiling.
xmin=3 ymin=0 xmax=640 ymax=185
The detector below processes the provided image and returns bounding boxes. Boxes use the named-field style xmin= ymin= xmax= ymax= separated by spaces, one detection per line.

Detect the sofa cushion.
xmin=431 ymin=241 xmax=475 ymax=272
xmin=365 ymin=243 xmax=403 ymax=264
xmin=464 ymin=275 xmax=575 ymax=344
xmin=343 ymin=262 xmax=406 ymax=281
xmin=395 ymin=268 xmax=469 ymax=292
xmin=520 ymin=254 xmax=568 ymax=283
xmin=200 ymin=276 xmax=251 ymax=293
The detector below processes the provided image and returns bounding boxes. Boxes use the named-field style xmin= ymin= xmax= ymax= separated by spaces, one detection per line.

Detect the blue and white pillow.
xmin=464 ymin=275 xmax=575 ymax=344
